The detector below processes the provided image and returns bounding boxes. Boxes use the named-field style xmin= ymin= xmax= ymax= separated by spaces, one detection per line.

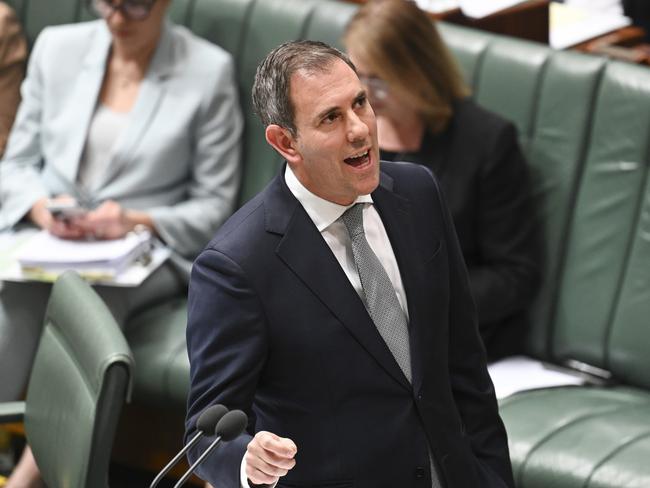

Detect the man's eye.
xmin=354 ymin=96 xmax=367 ymax=108
xmin=323 ymin=113 xmax=339 ymax=124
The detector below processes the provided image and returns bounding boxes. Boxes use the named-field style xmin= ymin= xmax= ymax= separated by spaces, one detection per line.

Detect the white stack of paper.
xmin=415 ymin=0 xmax=459 ymax=14
xmin=488 ymin=356 xmax=586 ymax=399
xmin=459 ymin=0 xmax=527 ymax=19
xmin=550 ymin=2 xmax=631 ymax=49
xmin=15 ymin=230 xmax=153 ymax=281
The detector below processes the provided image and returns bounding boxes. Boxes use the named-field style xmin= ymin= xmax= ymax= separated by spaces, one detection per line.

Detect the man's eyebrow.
xmin=315 ymin=105 xmax=340 ymax=122
xmin=314 ymin=90 xmax=367 ymax=122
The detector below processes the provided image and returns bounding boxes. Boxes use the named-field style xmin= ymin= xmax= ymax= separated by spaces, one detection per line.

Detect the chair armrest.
xmin=0 ymin=401 xmax=26 ymax=424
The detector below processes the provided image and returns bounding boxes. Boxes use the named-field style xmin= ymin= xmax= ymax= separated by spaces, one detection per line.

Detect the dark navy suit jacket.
xmin=185 ymin=161 xmax=514 ymax=488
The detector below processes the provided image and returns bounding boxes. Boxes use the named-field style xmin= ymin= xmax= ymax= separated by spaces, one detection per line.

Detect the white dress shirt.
xmin=240 ymin=166 xmax=409 ymax=488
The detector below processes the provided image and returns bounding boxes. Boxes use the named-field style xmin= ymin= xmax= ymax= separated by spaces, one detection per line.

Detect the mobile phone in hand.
xmin=46 ymin=200 xmax=88 ymax=220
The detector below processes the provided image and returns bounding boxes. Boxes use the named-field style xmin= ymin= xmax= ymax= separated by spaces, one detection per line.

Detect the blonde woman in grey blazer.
xmin=0 ymin=0 xmax=242 ymax=482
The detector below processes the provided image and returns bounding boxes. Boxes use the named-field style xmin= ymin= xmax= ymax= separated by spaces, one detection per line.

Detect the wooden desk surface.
xmin=344 ymin=0 xmax=550 ymax=44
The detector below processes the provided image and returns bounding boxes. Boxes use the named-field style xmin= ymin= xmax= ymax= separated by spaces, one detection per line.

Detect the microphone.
xmin=172 ymin=409 xmax=248 ymax=488
xmin=149 ymin=404 xmax=228 ymax=488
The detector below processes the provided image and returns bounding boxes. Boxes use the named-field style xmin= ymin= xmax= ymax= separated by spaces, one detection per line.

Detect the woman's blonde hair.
xmin=344 ymin=0 xmax=469 ymax=133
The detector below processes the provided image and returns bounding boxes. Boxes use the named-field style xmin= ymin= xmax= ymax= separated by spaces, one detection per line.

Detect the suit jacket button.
xmin=415 ymin=466 xmax=426 ymax=479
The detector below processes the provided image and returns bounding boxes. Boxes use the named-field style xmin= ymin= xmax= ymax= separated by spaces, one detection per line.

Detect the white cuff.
xmin=240 ymin=456 xmax=279 ymax=488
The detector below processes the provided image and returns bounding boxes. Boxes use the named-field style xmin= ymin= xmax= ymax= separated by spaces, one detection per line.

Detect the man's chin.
xmin=358 ymin=172 xmax=381 ymax=196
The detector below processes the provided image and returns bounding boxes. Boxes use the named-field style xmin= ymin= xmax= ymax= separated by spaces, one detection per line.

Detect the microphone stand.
xmin=149 ymin=430 xmax=203 ymax=488
xmin=172 ymin=435 xmax=225 ymax=488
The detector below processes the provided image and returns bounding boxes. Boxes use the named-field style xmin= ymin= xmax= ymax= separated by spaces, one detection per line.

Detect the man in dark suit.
xmin=185 ymin=40 xmax=514 ymax=488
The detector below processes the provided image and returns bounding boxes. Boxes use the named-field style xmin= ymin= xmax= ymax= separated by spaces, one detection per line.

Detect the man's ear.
xmin=265 ymin=125 xmax=302 ymax=164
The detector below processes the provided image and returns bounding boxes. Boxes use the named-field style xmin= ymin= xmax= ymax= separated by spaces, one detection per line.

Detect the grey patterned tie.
xmin=341 ymin=203 xmax=412 ymax=383
xmin=341 ymin=203 xmax=442 ymax=488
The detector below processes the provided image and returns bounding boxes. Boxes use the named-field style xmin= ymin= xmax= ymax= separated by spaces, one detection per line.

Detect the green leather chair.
xmin=0 ymin=271 xmax=134 ymax=488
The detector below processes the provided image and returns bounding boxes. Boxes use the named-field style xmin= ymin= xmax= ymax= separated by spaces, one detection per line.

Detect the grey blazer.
xmin=0 ymin=19 xmax=242 ymax=261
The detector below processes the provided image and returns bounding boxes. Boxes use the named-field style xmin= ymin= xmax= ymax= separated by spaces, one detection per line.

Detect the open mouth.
xmin=344 ymin=150 xmax=370 ymax=168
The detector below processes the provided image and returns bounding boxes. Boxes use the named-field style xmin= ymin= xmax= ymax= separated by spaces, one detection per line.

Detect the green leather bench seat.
xmin=125 ymin=298 xmax=189 ymax=409
xmin=445 ymin=22 xmax=650 ymax=488
xmin=499 ymin=387 xmax=650 ymax=488
xmin=7 ymin=0 xmax=650 ymax=486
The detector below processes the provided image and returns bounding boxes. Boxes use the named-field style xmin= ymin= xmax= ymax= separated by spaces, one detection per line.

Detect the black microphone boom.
xmin=149 ymin=404 xmax=228 ymax=488
xmin=172 ymin=409 xmax=248 ymax=488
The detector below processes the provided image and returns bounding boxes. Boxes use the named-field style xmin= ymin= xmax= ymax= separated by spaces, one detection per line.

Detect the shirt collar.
xmin=284 ymin=165 xmax=373 ymax=232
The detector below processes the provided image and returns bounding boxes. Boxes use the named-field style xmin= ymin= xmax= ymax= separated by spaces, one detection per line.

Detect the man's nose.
xmin=347 ymin=112 xmax=369 ymax=144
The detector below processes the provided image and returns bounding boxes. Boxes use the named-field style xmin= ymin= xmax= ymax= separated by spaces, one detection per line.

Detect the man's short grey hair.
xmin=252 ymin=40 xmax=357 ymax=136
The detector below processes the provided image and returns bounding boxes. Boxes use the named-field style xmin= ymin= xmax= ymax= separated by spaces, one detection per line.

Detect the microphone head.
xmin=196 ymin=404 xmax=228 ymax=435
xmin=216 ymin=409 xmax=248 ymax=441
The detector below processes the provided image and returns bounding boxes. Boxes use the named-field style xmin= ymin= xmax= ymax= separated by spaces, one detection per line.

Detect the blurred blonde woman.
xmin=344 ymin=0 xmax=540 ymax=360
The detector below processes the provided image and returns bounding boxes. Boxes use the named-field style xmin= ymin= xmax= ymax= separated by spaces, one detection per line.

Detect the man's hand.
xmin=245 ymin=431 xmax=297 ymax=486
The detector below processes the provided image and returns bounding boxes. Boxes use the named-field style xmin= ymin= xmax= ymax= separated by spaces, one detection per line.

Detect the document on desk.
xmin=488 ymin=355 xmax=586 ymax=399
xmin=458 ymin=0 xmax=527 ymax=19
xmin=550 ymin=2 xmax=631 ymax=49
xmin=0 ymin=229 xmax=170 ymax=287
xmin=415 ymin=0 xmax=459 ymax=14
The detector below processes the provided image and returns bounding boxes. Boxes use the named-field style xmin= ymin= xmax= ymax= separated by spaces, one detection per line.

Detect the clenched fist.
xmin=245 ymin=431 xmax=297 ymax=486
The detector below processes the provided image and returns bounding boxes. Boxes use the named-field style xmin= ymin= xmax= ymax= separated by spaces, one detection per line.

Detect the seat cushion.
xmin=499 ymin=386 xmax=650 ymax=488
xmin=125 ymin=298 xmax=189 ymax=408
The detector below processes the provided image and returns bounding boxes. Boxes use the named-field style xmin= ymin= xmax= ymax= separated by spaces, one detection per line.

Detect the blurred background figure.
xmin=344 ymin=0 xmax=540 ymax=361
xmin=0 ymin=0 xmax=242 ymax=486
xmin=622 ymin=0 xmax=650 ymax=41
xmin=0 ymin=1 xmax=26 ymax=156
xmin=0 ymin=2 xmax=26 ymax=484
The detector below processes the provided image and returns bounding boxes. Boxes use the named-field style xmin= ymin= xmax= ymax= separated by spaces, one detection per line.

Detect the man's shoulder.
xmin=378 ymin=161 xmax=446 ymax=220
xmin=379 ymin=160 xmax=439 ymax=194
xmin=203 ymin=191 xmax=269 ymax=256
xmin=380 ymin=159 xmax=433 ymax=178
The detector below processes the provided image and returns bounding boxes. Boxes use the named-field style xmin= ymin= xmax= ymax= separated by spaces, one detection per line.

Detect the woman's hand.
xmin=31 ymin=197 xmax=156 ymax=240
xmin=75 ymin=200 xmax=156 ymax=240
xmin=28 ymin=195 xmax=86 ymax=239
xmin=74 ymin=200 xmax=132 ymax=240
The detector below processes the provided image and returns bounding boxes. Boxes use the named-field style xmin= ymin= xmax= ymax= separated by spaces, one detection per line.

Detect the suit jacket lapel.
xmin=59 ymin=23 xmax=110 ymax=184
xmin=372 ymin=174 xmax=428 ymax=395
xmin=95 ymin=21 xmax=174 ymax=190
xmin=268 ymin=171 xmax=412 ymax=391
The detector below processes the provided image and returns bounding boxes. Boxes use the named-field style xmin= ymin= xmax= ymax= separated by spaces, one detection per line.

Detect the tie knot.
xmin=341 ymin=203 xmax=365 ymax=238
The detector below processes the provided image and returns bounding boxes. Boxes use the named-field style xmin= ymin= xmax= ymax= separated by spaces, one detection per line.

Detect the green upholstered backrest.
xmin=7 ymin=0 xmax=650 ymax=391
xmin=230 ymin=0 xmax=358 ymax=204
xmin=579 ymin=62 xmax=650 ymax=387
xmin=552 ymin=62 xmax=650 ymax=371
xmin=24 ymin=272 xmax=133 ymax=488
xmin=442 ymin=23 xmax=650 ymax=389
xmin=442 ymin=27 xmax=586 ymax=359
